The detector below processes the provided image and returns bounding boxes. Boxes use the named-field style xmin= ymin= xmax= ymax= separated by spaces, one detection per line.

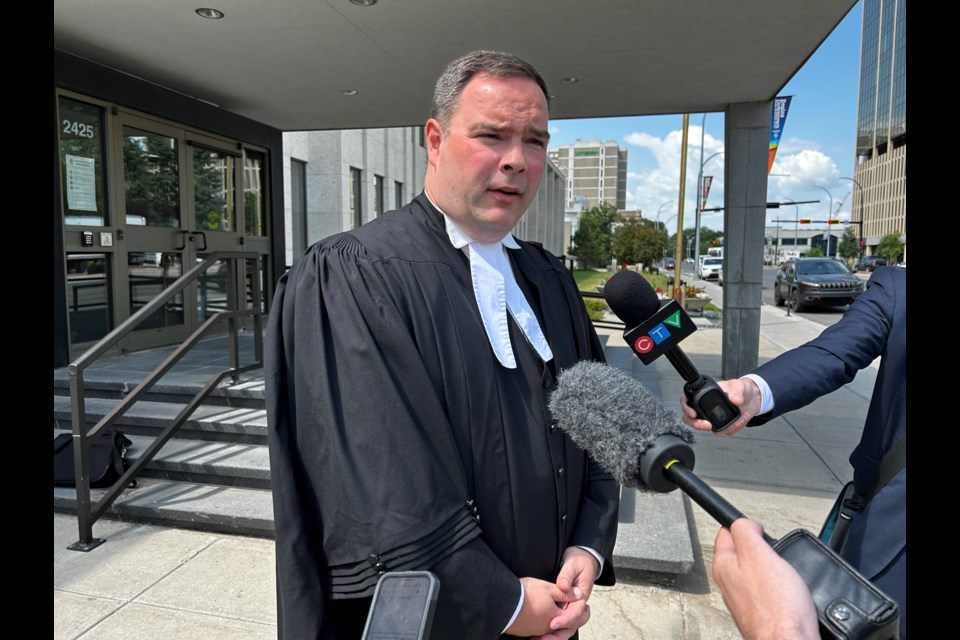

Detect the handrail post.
xmin=228 ymin=257 xmax=240 ymax=384
xmin=67 ymin=367 xmax=105 ymax=551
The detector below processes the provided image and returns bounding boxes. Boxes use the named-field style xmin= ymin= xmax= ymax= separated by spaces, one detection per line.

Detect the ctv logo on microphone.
xmin=623 ymin=300 xmax=696 ymax=364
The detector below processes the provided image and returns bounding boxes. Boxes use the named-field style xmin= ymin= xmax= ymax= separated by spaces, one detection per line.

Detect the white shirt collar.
xmin=423 ymin=190 xmax=551 ymax=368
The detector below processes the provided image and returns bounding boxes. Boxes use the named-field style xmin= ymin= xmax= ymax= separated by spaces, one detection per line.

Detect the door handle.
xmin=190 ymin=231 xmax=208 ymax=251
xmin=174 ymin=230 xmax=189 ymax=250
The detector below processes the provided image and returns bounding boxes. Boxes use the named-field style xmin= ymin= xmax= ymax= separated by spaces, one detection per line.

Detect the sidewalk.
xmin=54 ymin=294 xmax=873 ymax=640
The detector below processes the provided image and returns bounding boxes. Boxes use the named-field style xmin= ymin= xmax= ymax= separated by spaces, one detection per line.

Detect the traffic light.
xmin=827 ymin=219 xmax=841 ymax=224
xmin=798 ymin=218 xmax=812 ymax=224
xmin=859 ymin=242 xmax=866 ymax=247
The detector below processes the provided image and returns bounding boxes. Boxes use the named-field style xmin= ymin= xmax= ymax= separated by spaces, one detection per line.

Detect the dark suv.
xmin=855 ymin=256 xmax=888 ymax=272
xmin=774 ymin=258 xmax=864 ymax=311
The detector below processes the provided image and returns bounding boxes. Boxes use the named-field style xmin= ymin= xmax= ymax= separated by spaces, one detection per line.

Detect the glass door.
xmin=59 ymin=98 xmax=271 ymax=358
xmin=186 ymin=133 xmax=247 ymax=325
xmin=113 ymin=115 xmax=191 ymax=351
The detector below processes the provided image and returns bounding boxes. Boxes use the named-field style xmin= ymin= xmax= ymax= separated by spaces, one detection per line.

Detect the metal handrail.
xmin=66 ymin=252 xmax=264 ymax=551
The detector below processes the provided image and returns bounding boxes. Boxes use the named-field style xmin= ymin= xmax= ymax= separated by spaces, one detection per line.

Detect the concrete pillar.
xmin=721 ymin=101 xmax=771 ymax=378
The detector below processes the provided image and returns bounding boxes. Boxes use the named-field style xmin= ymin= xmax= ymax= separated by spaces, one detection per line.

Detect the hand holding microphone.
xmin=602 ymin=270 xmax=740 ymax=433
xmin=548 ymin=360 xmax=767 ymax=535
xmin=680 ymin=376 xmax=763 ymax=435
xmin=549 ymin=360 xmax=900 ymax=639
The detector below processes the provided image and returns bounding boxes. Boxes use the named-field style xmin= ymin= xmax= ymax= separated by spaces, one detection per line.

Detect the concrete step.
xmin=54 ymin=477 xmax=274 ymax=539
xmin=54 ymin=430 xmax=270 ymax=488
xmin=53 ymin=395 xmax=268 ymax=445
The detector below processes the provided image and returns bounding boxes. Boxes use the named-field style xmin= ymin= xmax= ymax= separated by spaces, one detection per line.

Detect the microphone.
xmin=602 ymin=270 xmax=740 ymax=432
xmin=550 ymin=360 xmax=902 ymax=639
xmin=549 ymin=360 xmax=767 ymax=537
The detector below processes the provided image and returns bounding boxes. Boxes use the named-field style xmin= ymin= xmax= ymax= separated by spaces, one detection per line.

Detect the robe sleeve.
xmin=266 ymin=234 xmax=521 ymax=638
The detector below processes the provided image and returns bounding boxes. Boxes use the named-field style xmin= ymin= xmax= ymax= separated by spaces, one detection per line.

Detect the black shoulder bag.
xmin=819 ymin=436 xmax=905 ymax=554
xmin=53 ymin=430 xmax=136 ymax=488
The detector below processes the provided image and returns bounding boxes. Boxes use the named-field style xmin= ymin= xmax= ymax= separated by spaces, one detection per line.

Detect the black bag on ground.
xmin=53 ymin=430 xmax=134 ymax=488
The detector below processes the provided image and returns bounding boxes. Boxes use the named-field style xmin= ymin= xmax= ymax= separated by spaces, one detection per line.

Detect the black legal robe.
xmin=266 ymin=193 xmax=620 ymax=639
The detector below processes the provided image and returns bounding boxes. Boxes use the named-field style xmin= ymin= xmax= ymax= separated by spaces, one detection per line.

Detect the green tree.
xmin=571 ymin=203 xmax=620 ymax=268
xmin=838 ymin=227 xmax=859 ymax=266
xmin=612 ymin=219 xmax=665 ymax=269
xmin=877 ymin=233 xmax=904 ymax=263
xmin=806 ymin=246 xmax=824 ymax=257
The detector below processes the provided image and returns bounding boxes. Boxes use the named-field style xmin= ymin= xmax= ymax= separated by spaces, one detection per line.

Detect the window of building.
xmin=374 ymin=174 xmax=384 ymax=217
xmin=59 ymin=97 xmax=109 ymax=226
xmin=350 ymin=167 xmax=363 ymax=228
xmin=395 ymin=180 xmax=404 ymax=208
xmin=244 ymin=150 xmax=266 ymax=236
xmin=291 ymin=159 xmax=307 ymax=254
xmin=418 ymin=126 xmax=425 ymax=147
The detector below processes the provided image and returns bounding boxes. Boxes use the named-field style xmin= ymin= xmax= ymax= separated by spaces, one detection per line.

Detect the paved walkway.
xmin=54 ymin=282 xmax=874 ymax=639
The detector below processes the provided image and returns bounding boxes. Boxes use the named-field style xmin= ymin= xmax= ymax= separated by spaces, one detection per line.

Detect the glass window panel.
xmin=244 ymin=151 xmax=265 ymax=236
xmin=129 ymin=252 xmax=184 ymax=329
xmin=66 ymin=252 xmax=113 ymax=343
xmin=395 ymin=180 xmax=403 ymax=209
xmin=350 ymin=167 xmax=362 ymax=228
xmin=59 ymin=97 xmax=108 ymax=226
xmin=194 ymin=147 xmax=235 ymax=231
xmin=291 ymin=159 xmax=307 ymax=253
xmin=123 ymin=127 xmax=181 ymax=228
xmin=374 ymin=175 xmax=384 ymax=217
xmin=197 ymin=254 xmax=229 ymax=322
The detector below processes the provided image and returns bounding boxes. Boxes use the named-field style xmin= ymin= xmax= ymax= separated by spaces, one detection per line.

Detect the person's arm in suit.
xmin=680 ymin=267 xmax=900 ymax=434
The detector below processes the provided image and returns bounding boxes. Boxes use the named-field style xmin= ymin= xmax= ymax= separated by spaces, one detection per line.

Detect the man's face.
xmin=425 ymin=73 xmax=549 ymax=244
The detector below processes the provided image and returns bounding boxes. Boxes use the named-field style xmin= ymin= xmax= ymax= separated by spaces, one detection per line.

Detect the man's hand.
xmin=712 ymin=519 xmax=819 ymax=640
xmin=505 ymin=577 xmax=583 ymax=638
xmin=529 ymin=547 xmax=601 ymax=640
xmin=680 ymin=377 xmax=761 ymax=435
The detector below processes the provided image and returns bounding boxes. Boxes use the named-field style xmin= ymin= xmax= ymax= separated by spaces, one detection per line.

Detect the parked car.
xmin=854 ymin=256 xmax=888 ymax=272
xmin=699 ymin=257 xmax=723 ymax=280
xmin=773 ymin=257 xmax=864 ymax=311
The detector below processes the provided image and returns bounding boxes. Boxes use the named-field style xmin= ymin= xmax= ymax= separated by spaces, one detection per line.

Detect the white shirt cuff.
xmin=576 ymin=545 xmax=605 ymax=577
xmin=503 ymin=582 xmax=525 ymax=633
xmin=742 ymin=374 xmax=775 ymax=415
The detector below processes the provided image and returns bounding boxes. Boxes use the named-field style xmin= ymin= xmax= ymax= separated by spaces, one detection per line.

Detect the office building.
xmin=853 ymin=0 xmax=906 ymax=259
xmin=548 ymin=141 xmax=627 ymax=211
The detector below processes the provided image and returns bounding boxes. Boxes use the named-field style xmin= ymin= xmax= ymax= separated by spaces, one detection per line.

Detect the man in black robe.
xmin=266 ymin=50 xmax=620 ymax=639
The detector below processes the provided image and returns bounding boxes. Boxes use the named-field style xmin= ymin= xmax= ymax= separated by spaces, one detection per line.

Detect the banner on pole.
xmin=701 ymin=176 xmax=713 ymax=210
xmin=768 ymin=96 xmax=792 ymax=173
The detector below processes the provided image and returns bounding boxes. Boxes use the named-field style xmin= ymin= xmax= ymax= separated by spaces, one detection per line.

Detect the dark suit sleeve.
xmin=750 ymin=267 xmax=897 ymax=421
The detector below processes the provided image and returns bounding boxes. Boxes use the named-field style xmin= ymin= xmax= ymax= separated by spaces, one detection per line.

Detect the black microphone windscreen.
xmin=549 ymin=360 xmax=694 ymax=489
xmin=602 ymin=270 xmax=661 ymax=327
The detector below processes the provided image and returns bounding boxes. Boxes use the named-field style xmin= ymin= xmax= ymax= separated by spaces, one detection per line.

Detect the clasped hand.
xmin=506 ymin=547 xmax=600 ymax=639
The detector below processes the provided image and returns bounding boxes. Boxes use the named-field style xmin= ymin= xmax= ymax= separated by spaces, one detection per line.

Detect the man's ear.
xmin=425 ymin=118 xmax=444 ymax=168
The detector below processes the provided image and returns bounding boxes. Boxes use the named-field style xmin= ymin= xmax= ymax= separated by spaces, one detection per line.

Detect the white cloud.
xmin=622 ymin=126 xmax=725 ymax=233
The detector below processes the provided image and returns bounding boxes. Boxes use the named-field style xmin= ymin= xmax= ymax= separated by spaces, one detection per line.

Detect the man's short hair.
xmin=431 ymin=50 xmax=551 ymax=129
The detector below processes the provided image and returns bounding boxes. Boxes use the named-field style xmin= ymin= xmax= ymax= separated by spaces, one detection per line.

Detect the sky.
xmin=545 ymin=2 xmax=863 ymax=240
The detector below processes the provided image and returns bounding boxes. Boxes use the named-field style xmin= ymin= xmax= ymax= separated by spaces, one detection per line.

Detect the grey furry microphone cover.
xmin=548 ymin=360 xmax=695 ymax=488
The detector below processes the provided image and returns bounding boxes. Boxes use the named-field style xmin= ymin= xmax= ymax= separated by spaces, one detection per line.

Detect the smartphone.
xmin=361 ymin=571 xmax=440 ymax=640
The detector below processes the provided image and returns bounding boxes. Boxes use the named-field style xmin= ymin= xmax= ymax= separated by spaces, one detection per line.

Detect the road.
xmin=676 ymin=262 xmax=857 ymax=329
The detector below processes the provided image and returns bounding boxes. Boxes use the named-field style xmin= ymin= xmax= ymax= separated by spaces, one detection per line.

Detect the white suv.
xmin=700 ymin=257 xmax=723 ymax=280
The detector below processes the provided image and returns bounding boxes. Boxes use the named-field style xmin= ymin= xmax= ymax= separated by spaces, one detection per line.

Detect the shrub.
xmin=583 ymin=298 xmax=608 ymax=321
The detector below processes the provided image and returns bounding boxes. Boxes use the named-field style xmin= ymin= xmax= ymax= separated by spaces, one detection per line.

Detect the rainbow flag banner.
xmin=768 ymin=96 xmax=792 ymax=173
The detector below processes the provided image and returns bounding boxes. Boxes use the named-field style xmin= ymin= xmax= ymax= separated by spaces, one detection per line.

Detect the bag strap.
xmin=849 ymin=435 xmax=906 ymax=510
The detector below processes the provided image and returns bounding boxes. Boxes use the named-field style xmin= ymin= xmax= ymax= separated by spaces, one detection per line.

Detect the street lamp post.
xmin=839 ymin=176 xmax=865 ymax=258
xmin=694 ymin=113 xmax=724 ymax=272
xmin=813 ymin=185 xmax=833 ymax=256
xmin=656 ymin=201 xmax=673 ymax=261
